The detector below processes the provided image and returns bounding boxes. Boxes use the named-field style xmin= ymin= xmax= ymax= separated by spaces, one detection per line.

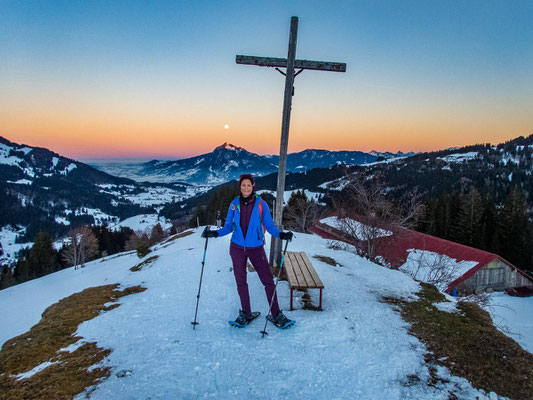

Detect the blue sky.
xmin=1 ymin=0 xmax=532 ymax=159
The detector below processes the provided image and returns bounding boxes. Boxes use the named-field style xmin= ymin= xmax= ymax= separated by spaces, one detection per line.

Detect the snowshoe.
xmin=228 ymin=310 xmax=260 ymax=328
xmin=266 ymin=311 xmax=295 ymax=330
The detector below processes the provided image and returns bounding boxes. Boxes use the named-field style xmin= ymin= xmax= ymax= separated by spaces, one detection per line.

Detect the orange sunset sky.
xmin=1 ymin=1 xmax=532 ymax=160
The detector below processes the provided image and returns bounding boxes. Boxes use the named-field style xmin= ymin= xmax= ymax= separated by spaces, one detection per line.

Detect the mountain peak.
xmin=215 ymin=142 xmax=244 ymax=152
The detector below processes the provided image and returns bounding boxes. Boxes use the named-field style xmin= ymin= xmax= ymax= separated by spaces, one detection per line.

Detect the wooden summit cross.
xmin=236 ymin=16 xmax=346 ymax=267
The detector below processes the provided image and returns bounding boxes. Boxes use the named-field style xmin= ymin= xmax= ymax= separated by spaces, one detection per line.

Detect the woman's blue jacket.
xmin=216 ymin=195 xmax=280 ymax=248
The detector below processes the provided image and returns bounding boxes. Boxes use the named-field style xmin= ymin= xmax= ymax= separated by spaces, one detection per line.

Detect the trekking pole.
xmin=191 ymin=226 xmax=210 ymax=329
xmin=260 ymin=238 xmax=290 ymax=337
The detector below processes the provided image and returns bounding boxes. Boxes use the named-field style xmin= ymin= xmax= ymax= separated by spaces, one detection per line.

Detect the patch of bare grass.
xmin=100 ymin=250 xmax=136 ymax=263
xmin=301 ymin=291 xmax=321 ymax=311
xmin=130 ymin=255 xmax=159 ymax=272
xmin=0 ymin=284 xmax=146 ymax=400
xmin=162 ymin=230 xmax=194 ymax=245
xmin=313 ymin=254 xmax=341 ymax=267
xmin=382 ymin=283 xmax=533 ymax=400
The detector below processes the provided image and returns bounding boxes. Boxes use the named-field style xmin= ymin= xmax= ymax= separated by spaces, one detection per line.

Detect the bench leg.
xmin=319 ymin=288 xmax=323 ymax=311
xmin=290 ymin=288 xmax=294 ymax=311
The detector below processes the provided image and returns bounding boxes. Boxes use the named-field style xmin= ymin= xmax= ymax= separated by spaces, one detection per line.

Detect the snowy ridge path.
xmin=2 ymin=230 xmax=494 ymax=399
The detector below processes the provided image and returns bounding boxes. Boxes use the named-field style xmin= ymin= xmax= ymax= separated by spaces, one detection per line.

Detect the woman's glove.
xmin=201 ymin=228 xmax=218 ymax=238
xmin=279 ymin=231 xmax=293 ymax=241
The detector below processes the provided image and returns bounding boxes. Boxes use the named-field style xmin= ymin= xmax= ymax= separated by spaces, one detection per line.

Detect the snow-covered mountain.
xmin=91 ymin=143 xmax=399 ymax=184
xmin=1 ymin=229 xmax=528 ymax=399
xmin=135 ymin=143 xmax=278 ymax=185
xmin=0 ymin=137 xmax=207 ymax=257
xmin=283 ymin=148 xmax=377 ymax=171
xmin=322 ymin=134 xmax=533 ymax=207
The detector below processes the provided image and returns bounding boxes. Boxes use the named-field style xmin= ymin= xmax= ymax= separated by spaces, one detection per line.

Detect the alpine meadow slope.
xmin=0 ymin=229 xmax=508 ymax=400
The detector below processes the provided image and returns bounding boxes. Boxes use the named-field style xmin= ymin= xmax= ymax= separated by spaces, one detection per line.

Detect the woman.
xmin=202 ymin=174 xmax=294 ymax=328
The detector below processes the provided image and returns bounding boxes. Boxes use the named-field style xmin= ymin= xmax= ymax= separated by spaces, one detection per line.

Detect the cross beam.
xmin=236 ymin=16 xmax=346 ymax=268
xmin=236 ymin=55 xmax=346 ymax=73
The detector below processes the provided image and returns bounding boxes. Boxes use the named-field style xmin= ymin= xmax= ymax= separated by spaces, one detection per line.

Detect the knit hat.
xmin=239 ymin=173 xmax=255 ymax=187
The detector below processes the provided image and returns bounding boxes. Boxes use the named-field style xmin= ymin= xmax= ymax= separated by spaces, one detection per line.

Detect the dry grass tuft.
xmin=301 ymin=291 xmax=321 ymax=311
xmin=382 ymin=283 xmax=533 ymax=400
xmin=130 ymin=255 xmax=159 ymax=272
xmin=313 ymin=255 xmax=341 ymax=267
xmin=0 ymin=284 xmax=146 ymax=400
xmin=163 ymin=230 xmax=194 ymax=245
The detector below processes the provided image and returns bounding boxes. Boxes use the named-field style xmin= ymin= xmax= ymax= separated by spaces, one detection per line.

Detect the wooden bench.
xmin=283 ymin=251 xmax=324 ymax=311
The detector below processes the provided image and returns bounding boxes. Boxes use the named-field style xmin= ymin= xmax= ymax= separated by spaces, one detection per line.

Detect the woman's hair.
xmin=239 ymin=174 xmax=255 ymax=187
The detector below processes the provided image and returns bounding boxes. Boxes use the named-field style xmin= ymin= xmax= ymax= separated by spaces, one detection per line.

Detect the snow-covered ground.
xmin=395 ymin=249 xmax=533 ymax=353
xmin=0 ymin=230 xmax=511 ymax=399
xmin=487 ymin=292 xmax=533 ymax=354
xmin=320 ymin=216 xmax=393 ymax=239
xmin=64 ymin=207 xmax=120 ymax=226
xmin=1 ymin=212 xmax=174 ymax=265
xmin=318 ymin=176 xmax=350 ymax=191
xmin=437 ymin=152 xmax=478 ymax=163
xmin=96 ymin=183 xmax=208 ymax=207
xmin=108 ymin=214 xmax=173 ymax=234
xmin=361 ymin=156 xmax=407 ymax=167
xmin=399 ymin=249 xmax=478 ymax=292
xmin=0 ymin=226 xmax=32 ymax=266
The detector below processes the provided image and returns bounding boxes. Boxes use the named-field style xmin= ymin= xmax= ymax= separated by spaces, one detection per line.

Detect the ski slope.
xmin=0 ymin=229 xmax=507 ymax=399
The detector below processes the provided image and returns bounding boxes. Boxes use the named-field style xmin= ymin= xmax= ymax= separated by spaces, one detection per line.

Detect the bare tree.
xmin=333 ymin=172 xmax=424 ymax=261
xmin=402 ymin=250 xmax=462 ymax=291
xmin=62 ymin=226 xmax=99 ymax=269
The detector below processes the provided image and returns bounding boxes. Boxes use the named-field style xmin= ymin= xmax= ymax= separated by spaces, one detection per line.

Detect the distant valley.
xmin=2 ymin=133 xmax=533 ymax=268
xmin=89 ymin=142 xmax=412 ymax=184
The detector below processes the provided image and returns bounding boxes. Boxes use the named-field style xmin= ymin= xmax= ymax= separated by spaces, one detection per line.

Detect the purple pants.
xmin=229 ymin=243 xmax=280 ymax=317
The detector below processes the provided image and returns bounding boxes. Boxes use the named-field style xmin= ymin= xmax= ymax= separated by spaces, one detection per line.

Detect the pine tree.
xmin=27 ymin=231 xmax=58 ymax=279
xmin=497 ymin=186 xmax=532 ymax=271
xmin=420 ymin=193 xmax=460 ymax=240
xmin=0 ymin=266 xmax=15 ymax=289
xmin=169 ymin=224 xmax=178 ymax=235
xmin=150 ymin=223 xmax=165 ymax=244
xmin=451 ymin=187 xmax=484 ymax=248
xmin=189 ymin=185 xmax=239 ymax=227
xmin=479 ymin=191 xmax=498 ymax=252
xmin=282 ymin=190 xmax=321 ymax=233
xmin=32 ymin=232 xmax=57 ymax=276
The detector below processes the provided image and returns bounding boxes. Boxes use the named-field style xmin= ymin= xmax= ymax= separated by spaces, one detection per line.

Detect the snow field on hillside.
xmin=96 ymin=183 xmax=200 ymax=206
xmin=0 ymin=226 xmax=32 ymax=266
xmin=399 ymin=249 xmax=478 ymax=292
xmin=74 ymin=231 xmax=494 ymax=399
xmin=1 ymin=230 xmax=503 ymax=399
xmin=487 ymin=293 xmax=533 ymax=354
xmin=320 ymin=216 xmax=393 ymax=239
xmin=108 ymin=214 xmax=173 ymax=234
xmin=0 ymin=250 xmax=139 ymax=346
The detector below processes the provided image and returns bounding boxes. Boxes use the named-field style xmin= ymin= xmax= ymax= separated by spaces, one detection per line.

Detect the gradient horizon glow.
xmin=1 ymin=1 xmax=532 ymax=160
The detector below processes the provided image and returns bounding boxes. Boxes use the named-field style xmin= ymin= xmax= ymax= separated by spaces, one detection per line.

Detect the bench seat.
xmin=283 ymin=251 xmax=324 ymax=311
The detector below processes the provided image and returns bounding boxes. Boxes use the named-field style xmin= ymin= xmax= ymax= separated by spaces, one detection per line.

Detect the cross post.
xmin=236 ymin=16 xmax=346 ymax=267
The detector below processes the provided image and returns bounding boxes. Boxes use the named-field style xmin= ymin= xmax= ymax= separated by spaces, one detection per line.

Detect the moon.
xmin=224 ymin=124 xmax=229 ymax=129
